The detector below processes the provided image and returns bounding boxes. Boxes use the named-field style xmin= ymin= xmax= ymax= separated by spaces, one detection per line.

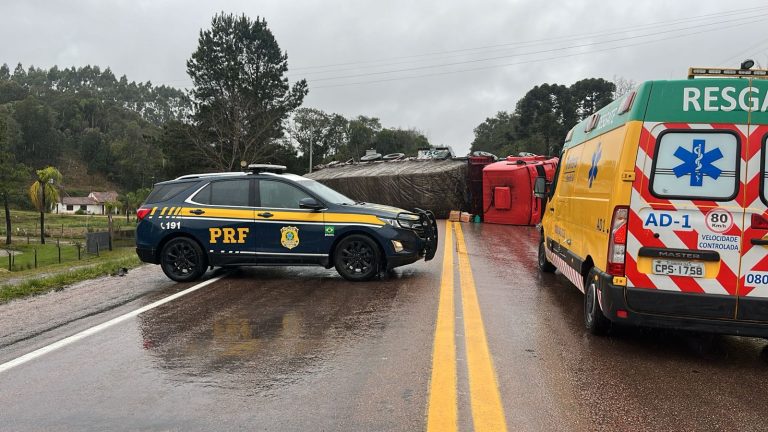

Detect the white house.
xmin=56 ymin=191 xmax=119 ymax=215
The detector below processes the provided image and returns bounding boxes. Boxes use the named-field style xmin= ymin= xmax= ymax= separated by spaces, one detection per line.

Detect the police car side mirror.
xmin=533 ymin=177 xmax=547 ymax=198
xmin=299 ymin=197 xmax=325 ymax=211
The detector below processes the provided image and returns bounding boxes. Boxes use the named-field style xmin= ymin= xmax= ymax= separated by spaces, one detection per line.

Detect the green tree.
xmin=372 ymin=128 xmax=430 ymax=155
xmin=345 ymin=116 xmax=381 ymax=161
xmin=120 ymin=187 xmax=150 ymax=222
xmin=470 ymin=111 xmax=519 ymax=157
xmin=0 ymin=115 xmax=29 ymax=244
xmin=291 ymin=108 xmax=349 ymax=169
xmin=28 ymin=166 xmax=62 ymax=244
xmin=157 ymin=120 xmax=208 ymax=179
xmin=514 ymin=83 xmax=574 ymax=155
xmin=186 ymin=13 xmax=308 ymax=170
xmin=569 ymin=78 xmax=615 ymax=121
xmin=13 ymin=96 xmax=61 ymax=166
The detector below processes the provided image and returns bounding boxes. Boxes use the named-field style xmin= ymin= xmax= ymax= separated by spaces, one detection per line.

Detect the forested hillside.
xmin=0 ymin=63 xmax=195 ymax=194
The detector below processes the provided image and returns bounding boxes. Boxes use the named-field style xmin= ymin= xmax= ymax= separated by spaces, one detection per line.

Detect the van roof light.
xmin=618 ymin=90 xmax=637 ymax=115
xmin=584 ymin=113 xmax=600 ymax=133
xmin=688 ymin=66 xmax=768 ymax=79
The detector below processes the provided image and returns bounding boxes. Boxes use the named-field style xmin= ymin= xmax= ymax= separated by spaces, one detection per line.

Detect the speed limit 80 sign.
xmin=705 ymin=208 xmax=734 ymax=233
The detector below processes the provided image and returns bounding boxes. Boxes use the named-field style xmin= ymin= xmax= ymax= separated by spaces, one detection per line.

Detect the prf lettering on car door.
xmin=209 ymin=228 xmax=249 ymax=244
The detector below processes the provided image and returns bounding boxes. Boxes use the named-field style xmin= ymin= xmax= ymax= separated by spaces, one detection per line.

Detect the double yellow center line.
xmin=427 ymin=221 xmax=507 ymax=432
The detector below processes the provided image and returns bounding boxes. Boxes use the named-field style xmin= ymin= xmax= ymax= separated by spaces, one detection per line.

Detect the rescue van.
xmin=535 ymin=66 xmax=768 ymax=336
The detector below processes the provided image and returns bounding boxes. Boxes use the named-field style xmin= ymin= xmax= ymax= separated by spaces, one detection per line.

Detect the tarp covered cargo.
xmin=305 ymin=159 xmax=468 ymax=218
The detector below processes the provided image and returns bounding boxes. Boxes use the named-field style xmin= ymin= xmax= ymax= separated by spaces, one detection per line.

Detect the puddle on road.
xmin=136 ymin=266 xmax=416 ymax=396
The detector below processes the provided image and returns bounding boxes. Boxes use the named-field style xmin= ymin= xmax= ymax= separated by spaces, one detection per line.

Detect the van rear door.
xmin=737 ymin=78 xmax=768 ymax=321
xmin=625 ymin=79 xmax=748 ymax=319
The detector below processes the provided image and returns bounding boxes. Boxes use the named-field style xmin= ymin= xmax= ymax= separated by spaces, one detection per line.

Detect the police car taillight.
xmin=136 ymin=207 xmax=151 ymax=221
xmin=607 ymin=206 xmax=629 ymax=276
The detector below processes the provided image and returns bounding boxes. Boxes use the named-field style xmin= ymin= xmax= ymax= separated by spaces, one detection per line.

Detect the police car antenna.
xmin=247 ymin=164 xmax=287 ymax=174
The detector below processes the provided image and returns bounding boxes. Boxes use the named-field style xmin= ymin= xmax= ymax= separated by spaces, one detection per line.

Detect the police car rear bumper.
xmin=136 ymin=247 xmax=158 ymax=264
xmin=596 ymin=270 xmax=768 ymax=338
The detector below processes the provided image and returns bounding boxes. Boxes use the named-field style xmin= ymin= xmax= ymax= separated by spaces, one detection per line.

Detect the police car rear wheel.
xmin=334 ymin=235 xmax=381 ymax=281
xmin=584 ymin=273 xmax=610 ymax=335
xmin=538 ymin=241 xmax=556 ymax=273
xmin=160 ymin=237 xmax=206 ymax=282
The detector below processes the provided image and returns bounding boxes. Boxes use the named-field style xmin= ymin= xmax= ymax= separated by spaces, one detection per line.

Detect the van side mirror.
xmin=533 ymin=177 xmax=548 ymax=198
xmin=299 ymin=197 xmax=325 ymax=211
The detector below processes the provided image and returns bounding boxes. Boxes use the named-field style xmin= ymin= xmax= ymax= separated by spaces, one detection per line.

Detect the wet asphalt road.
xmin=2 ymin=221 xmax=768 ymax=431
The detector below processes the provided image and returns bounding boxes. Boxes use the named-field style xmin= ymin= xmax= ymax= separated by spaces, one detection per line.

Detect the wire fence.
xmin=1 ymin=228 xmax=136 ymax=272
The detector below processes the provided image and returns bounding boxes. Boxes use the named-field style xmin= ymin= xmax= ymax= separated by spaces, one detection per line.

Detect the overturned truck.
xmin=305 ymin=159 xmax=468 ymax=219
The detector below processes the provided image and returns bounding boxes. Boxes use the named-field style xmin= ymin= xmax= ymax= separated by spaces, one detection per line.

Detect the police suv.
xmin=136 ymin=165 xmax=438 ymax=282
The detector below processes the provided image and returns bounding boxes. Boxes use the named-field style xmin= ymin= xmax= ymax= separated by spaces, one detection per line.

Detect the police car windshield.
xmin=296 ymin=179 xmax=354 ymax=205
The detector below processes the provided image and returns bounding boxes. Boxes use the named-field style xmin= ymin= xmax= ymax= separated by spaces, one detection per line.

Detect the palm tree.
xmin=28 ymin=166 xmax=62 ymax=244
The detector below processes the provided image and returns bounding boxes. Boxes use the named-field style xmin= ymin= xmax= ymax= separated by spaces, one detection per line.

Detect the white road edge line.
xmin=0 ymin=274 xmax=226 ymax=374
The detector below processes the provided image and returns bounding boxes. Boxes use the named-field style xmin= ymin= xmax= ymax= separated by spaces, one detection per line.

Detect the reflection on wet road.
xmin=2 ymin=221 xmax=768 ymax=431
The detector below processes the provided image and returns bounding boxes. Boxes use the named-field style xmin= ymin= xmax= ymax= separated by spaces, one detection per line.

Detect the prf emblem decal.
xmin=280 ymin=226 xmax=300 ymax=249
xmin=324 ymin=226 xmax=335 ymax=237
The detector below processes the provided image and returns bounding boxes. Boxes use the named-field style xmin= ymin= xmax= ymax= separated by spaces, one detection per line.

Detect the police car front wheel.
xmin=160 ymin=237 xmax=207 ymax=282
xmin=334 ymin=234 xmax=381 ymax=281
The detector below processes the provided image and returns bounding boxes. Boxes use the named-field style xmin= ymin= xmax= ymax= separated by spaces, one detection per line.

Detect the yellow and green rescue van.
xmin=536 ymin=66 xmax=768 ymax=336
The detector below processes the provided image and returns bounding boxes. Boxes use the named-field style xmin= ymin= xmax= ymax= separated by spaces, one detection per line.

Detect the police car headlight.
xmin=378 ymin=216 xmax=420 ymax=229
xmin=378 ymin=217 xmax=399 ymax=227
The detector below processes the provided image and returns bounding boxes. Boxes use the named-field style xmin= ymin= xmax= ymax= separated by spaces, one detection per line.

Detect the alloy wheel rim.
xmin=165 ymin=242 xmax=198 ymax=276
xmin=341 ymin=240 xmax=374 ymax=274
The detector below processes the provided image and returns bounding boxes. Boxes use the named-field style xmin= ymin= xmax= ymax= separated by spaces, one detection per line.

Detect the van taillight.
xmin=136 ymin=207 xmax=151 ymax=221
xmin=751 ymin=213 xmax=768 ymax=230
xmin=607 ymin=206 xmax=629 ymax=276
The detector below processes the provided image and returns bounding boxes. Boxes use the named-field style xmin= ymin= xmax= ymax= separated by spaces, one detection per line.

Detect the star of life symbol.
xmin=672 ymin=139 xmax=723 ymax=187
xmin=588 ymin=143 xmax=601 ymax=188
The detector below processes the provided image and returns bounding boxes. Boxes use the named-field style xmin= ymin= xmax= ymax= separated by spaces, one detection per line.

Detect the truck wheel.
xmin=538 ymin=241 xmax=556 ymax=273
xmin=334 ymin=234 xmax=381 ymax=281
xmin=160 ymin=237 xmax=206 ymax=282
xmin=584 ymin=271 xmax=610 ymax=335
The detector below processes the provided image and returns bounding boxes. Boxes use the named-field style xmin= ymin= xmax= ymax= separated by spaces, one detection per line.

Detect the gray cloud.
xmin=2 ymin=0 xmax=767 ymax=155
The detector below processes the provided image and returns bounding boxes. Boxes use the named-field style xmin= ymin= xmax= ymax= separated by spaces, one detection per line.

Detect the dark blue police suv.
xmin=136 ymin=165 xmax=438 ymax=282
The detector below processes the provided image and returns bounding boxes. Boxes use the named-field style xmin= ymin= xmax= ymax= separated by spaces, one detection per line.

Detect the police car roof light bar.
xmin=688 ymin=66 xmax=768 ymax=79
xmin=247 ymin=164 xmax=287 ymax=174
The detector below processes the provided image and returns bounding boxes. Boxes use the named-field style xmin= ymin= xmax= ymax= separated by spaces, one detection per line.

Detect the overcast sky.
xmin=2 ymin=0 xmax=768 ymax=155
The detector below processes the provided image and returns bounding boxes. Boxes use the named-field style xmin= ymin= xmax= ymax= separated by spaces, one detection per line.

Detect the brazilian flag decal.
xmin=324 ymin=226 xmax=335 ymax=237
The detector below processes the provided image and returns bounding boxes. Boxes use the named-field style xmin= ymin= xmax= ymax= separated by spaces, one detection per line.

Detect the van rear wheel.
xmin=538 ymin=241 xmax=556 ymax=273
xmin=584 ymin=271 xmax=610 ymax=335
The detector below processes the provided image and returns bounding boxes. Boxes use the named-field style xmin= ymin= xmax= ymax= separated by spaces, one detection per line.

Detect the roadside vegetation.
xmin=0 ymin=251 xmax=141 ymax=304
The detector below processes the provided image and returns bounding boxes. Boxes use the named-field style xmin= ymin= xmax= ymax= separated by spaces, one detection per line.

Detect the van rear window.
xmin=650 ymin=130 xmax=739 ymax=201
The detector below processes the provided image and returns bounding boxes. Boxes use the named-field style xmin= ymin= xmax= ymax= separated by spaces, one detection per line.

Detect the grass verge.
xmin=0 ymin=254 xmax=143 ymax=304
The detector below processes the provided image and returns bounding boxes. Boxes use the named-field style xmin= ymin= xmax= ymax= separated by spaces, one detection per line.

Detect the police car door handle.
xmin=258 ymin=212 xmax=274 ymax=218
xmin=751 ymin=238 xmax=768 ymax=246
xmin=190 ymin=209 xmax=205 ymax=215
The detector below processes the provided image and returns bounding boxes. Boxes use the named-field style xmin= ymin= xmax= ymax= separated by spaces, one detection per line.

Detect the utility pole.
xmin=308 ymin=133 xmax=313 ymax=174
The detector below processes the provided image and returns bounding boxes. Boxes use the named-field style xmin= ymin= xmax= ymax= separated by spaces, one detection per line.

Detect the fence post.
xmin=96 ymin=242 xmax=99 ymax=257
xmin=77 ymin=244 xmax=81 ymax=260
xmin=7 ymin=251 xmax=10 ymax=271
xmin=34 ymin=248 xmax=37 ymax=268
xmin=58 ymin=242 xmax=61 ymax=264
